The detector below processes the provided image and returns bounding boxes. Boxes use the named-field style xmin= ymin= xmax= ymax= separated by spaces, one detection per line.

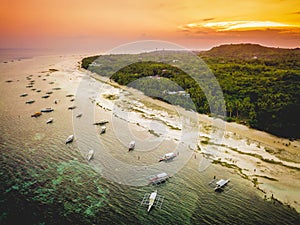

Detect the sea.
xmin=0 ymin=49 xmax=299 ymax=225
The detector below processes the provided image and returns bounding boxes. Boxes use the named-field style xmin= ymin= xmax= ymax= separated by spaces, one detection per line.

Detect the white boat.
xmin=149 ymin=172 xmax=169 ymax=185
xmin=87 ymin=149 xmax=94 ymax=161
xmin=159 ymin=152 xmax=177 ymax=162
xmin=65 ymin=134 xmax=74 ymax=144
xmin=214 ymin=179 xmax=230 ymax=191
xmin=41 ymin=107 xmax=54 ymax=112
xmin=46 ymin=118 xmax=53 ymax=124
xmin=147 ymin=190 xmax=157 ymax=212
xmin=128 ymin=140 xmax=135 ymax=151
xmin=100 ymin=126 xmax=106 ymax=134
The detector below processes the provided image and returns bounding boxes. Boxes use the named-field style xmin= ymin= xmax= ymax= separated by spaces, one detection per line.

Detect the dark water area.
xmin=0 ymin=57 xmax=299 ymax=225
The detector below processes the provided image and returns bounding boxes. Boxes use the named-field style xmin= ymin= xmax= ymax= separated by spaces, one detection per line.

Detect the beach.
xmin=1 ymin=53 xmax=299 ymax=224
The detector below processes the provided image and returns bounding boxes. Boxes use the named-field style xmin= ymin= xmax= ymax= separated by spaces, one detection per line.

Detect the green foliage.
xmin=82 ymin=44 xmax=300 ymax=138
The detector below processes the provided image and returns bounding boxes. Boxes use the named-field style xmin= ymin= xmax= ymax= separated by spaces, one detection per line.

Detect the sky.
xmin=0 ymin=0 xmax=299 ymax=52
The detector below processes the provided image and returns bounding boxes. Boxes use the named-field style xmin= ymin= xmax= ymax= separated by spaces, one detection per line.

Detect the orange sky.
xmin=0 ymin=0 xmax=299 ymax=51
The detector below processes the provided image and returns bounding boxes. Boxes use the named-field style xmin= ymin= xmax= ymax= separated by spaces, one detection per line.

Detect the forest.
xmin=82 ymin=44 xmax=300 ymax=139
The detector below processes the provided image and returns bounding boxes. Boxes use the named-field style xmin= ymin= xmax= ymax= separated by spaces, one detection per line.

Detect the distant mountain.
xmin=199 ymin=43 xmax=300 ymax=60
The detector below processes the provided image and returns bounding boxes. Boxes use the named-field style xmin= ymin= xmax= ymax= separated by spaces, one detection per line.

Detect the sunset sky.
xmin=0 ymin=0 xmax=299 ymax=51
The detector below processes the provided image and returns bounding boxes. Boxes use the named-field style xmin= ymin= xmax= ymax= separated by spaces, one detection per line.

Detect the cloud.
xmin=178 ymin=20 xmax=300 ymax=36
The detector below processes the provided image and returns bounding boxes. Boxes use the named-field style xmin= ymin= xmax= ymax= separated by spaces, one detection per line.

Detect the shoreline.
xmin=1 ymin=54 xmax=299 ymax=214
xmin=82 ymin=63 xmax=300 ymax=213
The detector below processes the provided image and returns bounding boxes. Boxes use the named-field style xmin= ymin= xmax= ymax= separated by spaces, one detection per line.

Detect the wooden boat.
xmin=41 ymin=108 xmax=54 ymax=112
xmin=100 ymin=126 xmax=106 ymax=134
xmin=25 ymin=99 xmax=35 ymax=104
xmin=129 ymin=141 xmax=135 ymax=151
xmin=68 ymin=106 xmax=76 ymax=110
xmin=41 ymin=95 xmax=50 ymax=98
xmin=148 ymin=190 xmax=157 ymax=212
xmin=93 ymin=120 xmax=109 ymax=126
xmin=87 ymin=150 xmax=94 ymax=161
xmin=46 ymin=91 xmax=53 ymax=94
xmin=46 ymin=118 xmax=53 ymax=124
xmin=214 ymin=179 xmax=230 ymax=191
xmin=65 ymin=135 xmax=74 ymax=144
xmin=159 ymin=152 xmax=177 ymax=162
xmin=20 ymin=93 xmax=28 ymax=97
xmin=76 ymin=113 xmax=83 ymax=118
xmin=31 ymin=112 xmax=42 ymax=117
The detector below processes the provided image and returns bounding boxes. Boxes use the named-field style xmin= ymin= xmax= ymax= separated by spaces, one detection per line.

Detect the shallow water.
xmin=0 ymin=56 xmax=299 ymax=224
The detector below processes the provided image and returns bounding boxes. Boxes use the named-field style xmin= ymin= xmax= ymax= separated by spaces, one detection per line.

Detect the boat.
xmin=100 ymin=126 xmax=106 ymax=134
xmin=41 ymin=95 xmax=50 ymax=98
xmin=214 ymin=179 xmax=230 ymax=191
xmin=66 ymin=94 xmax=74 ymax=97
xmin=20 ymin=93 xmax=28 ymax=97
xmin=46 ymin=118 xmax=53 ymax=124
xmin=41 ymin=108 xmax=54 ymax=112
xmin=93 ymin=120 xmax=109 ymax=126
xmin=25 ymin=99 xmax=35 ymax=104
xmin=68 ymin=106 xmax=76 ymax=110
xmin=147 ymin=190 xmax=157 ymax=212
xmin=128 ymin=141 xmax=135 ymax=151
xmin=159 ymin=152 xmax=177 ymax=162
xmin=149 ymin=172 xmax=169 ymax=185
xmin=76 ymin=113 xmax=82 ymax=118
xmin=65 ymin=134 xmax=74 ymax=144
xmin=87 ymin=150 xmax=94 ymax=161
xmin=46 ymin=91 xmax=53 ymax=94
xmin=31 ymin=112 xmax=42 ymax=117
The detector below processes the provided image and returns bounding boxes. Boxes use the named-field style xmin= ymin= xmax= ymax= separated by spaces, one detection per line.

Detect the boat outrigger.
xmin=159 ymin=152 xmax=177 ymax=162
xmin=140 ymin=190 xmax=164 ymax=213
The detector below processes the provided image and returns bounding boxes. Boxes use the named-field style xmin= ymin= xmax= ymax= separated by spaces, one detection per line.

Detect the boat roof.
xmin=216 ymin=179 xmax=228 ymax=186
xmin=157 ymin=172 xmax=168 ymax=178
xmin=165 ymin=152 xmax=175 ymax=157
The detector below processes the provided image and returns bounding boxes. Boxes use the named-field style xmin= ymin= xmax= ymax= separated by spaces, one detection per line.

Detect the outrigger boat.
xmin=141 ymin=190 xmax=164 ymax=213
xmin=65 ymin=134 xmax=74 ymax=144
xmin=41 ymin=107 xmax=54 ymax=112
xmin=100 ymin=126 xmax=106 ymax=134
xmin=46 ymin=118 xmax=53 ymax=124
xmin=159 ymin=152 xmax=177 ymax=162
xmin=148 ymin=190 xmax=157 ymax=212
xmin=214 ymin=179 xmax=230 ymax=191
xmin=128 ymin=140 xmax=135 ymax=151
xmin=149 ymin=172 xmax=170 ymax=185
xmin=87 ymin=150 xmax=94 ymax=161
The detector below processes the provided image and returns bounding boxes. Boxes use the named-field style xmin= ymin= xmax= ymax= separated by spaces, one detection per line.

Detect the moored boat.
xmin=25 ymin=99 xmax=35 ymax=104
xmin=149 ymin=172 xmax=169 ymax=185
xmin=214 ymin=179 xmax=230 ymax=191
xmin=159 ymin=152 xmax=177 ymax=162
xmin=87 ymin=149 xmax=94 ymax=161
xmin=41 ymin=107 xmax=54 ymax=112
xmin=68 ymin=106 xmax=76 ymax=110
xmin=76 ymin=113 xmax=83 ymax=118
xmin=65 ymin=134 xmax=74 ymax=144
xmin=147 ymin=190 xmax=157 ymax=212
xmin=100 ymin=126 xmax=106 ymax=134
xmin=20 ymin=93 xmax=28 ymax=97
xmin=46 ymin=118 xmax=53 ymax=124
xmin=41 ymin=95 xmax=50 ymax=98
xmin=129 ymin=140 xmax=135 ymax=151
xmin=31 ymin=112 xmax=42 ymax=117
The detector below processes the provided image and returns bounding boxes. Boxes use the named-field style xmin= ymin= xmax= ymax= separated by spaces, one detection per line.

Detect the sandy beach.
xmin=1 ymin=54 xmax=299 ymax=213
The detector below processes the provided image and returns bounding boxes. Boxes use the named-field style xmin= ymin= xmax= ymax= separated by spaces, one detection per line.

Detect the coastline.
xmin=83 ymin=59 xmax=300 ymax=213
xmin=1 ymin=53 xmax=299 ymax=214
